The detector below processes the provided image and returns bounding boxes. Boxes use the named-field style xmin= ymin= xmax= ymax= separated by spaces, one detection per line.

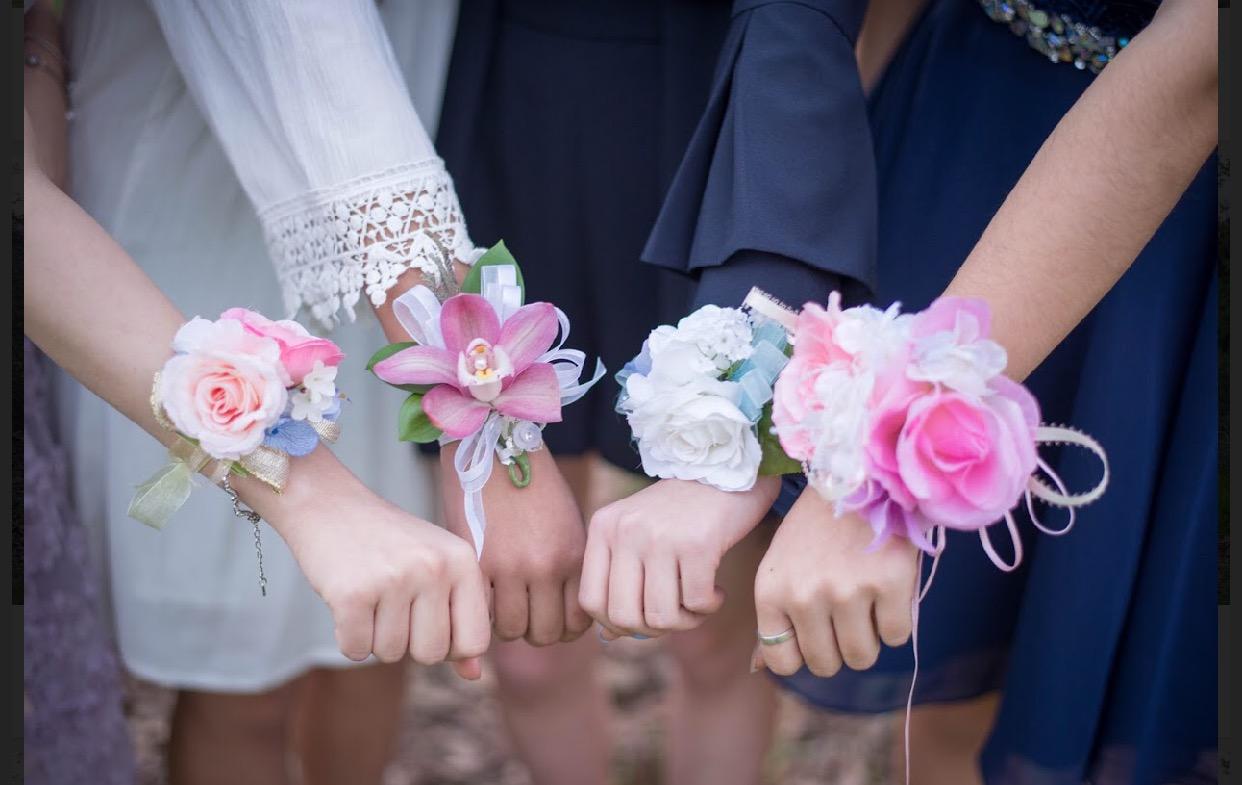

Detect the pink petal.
xmin=373 ymin=345 xmax=458 ymax=386
xmin=492 ymin=363 xmax=563 ymax=423
xmin=422 ymin=386 xmax=491 ymax=438
xmin=913 ymin=297 xmax=991 ymax=339
xmin=440 ymin=294 xmax=501 ymax=356
xmin=499 ymin=302 xmax=559 ymax=370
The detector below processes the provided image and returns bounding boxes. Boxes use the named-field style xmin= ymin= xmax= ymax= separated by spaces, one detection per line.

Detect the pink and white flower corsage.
xmin=129 ymin=309 xmax=346 ymax=534
xmin=772 ymin=292 xmax=1109 ymax=568
xmin=369 ymin=242 xmax=604 ymax=554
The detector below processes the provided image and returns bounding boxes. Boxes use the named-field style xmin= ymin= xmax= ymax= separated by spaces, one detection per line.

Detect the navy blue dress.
xmin=435 ymin=0 xmax=731 ymax=470
xmin=645 ymin=0 xmax=1218 ymax=783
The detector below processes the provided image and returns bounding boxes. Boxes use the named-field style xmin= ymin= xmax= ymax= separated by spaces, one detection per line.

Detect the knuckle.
xmin=374 ymin=646 xmax=405 ymax=664
xmin=840 ymin=643 xmax=879 ymax=671
xmin=644 ymin=610 xmax=679 ymax=631
xmin=590 ymin=506 xmax=618 ymax=535
xmin=329 ymin=585 xmax=375 ymax=613
xmin=526 ymin=630 xmax=560 ymax=647
xmin=610 ymin=610 xmax=644 ymax=632
xmin=458 ymin=638 xmax=489 ymax=659
xmin=790 ymin=586 xmax=822 ymax=613
xmin=417 ymin=551 xmax=448 ymax=581
xmin=806 ymin=654 xmax=842 ymax=678
xmin=880 ymin=620 xmax=912 ymax=647
xmin=494 ymin=618 xmax=526 ymax=641
xmin=825 ymin=582 xmax=859 ymax=607
xmin=681 ymin=594 xmax=715 ymax=614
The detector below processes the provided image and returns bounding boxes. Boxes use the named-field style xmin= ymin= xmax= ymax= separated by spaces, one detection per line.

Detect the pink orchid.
xmin=372 ymin=293 xmax=563 ymax=438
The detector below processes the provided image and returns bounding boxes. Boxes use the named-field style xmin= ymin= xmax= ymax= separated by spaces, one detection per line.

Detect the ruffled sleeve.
xmin=147 ymin=0 xmax=479 ymax=327
xmin=642 ymin=0 xmax=877 ymax=308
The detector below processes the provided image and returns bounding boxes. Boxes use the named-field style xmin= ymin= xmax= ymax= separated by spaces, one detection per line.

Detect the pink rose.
xmin=160 ymin=318 xmax=289 ymax=461
xmin=862 ymin=373 xmax=930 ymax=509
xmin=220 ymin=308 xmax=344 ymax=385
xmin=894 ymin=379 xmax=1040 ymax=530
xmin=772 ymin=293 xmax=854 ymax=460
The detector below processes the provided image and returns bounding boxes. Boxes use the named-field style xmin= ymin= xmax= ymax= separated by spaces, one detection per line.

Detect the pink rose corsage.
xmin=772 ymin=291 xmax=1108 ymax=566
xmin=368 ymin=242 xmax=604 ymax=554
xmin=129 ymin=308 xmax=346 ymax=592
xmin=769 ymin=290 xmax=1109 ymax=784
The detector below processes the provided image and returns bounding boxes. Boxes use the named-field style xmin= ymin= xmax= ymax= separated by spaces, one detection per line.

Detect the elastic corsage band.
xmin=615 ymin=289 xmax=799 ymax=492
xmin=129 ymin=309 xmax=347 ymax=595
xmin=369 ymin=242 xmax=605 ymax=554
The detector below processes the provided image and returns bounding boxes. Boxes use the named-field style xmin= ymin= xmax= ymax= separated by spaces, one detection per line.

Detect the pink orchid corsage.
xmin=771 ymin=291 xmax=1109 ymax=570
xmin=129 ymin=308 xmax=346 ymax=552
xmin=368 ymin=242 xmax=604 ymax=554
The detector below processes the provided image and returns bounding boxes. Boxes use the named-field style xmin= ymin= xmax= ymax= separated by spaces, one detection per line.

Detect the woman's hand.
xmin=579 ymin=476 xmax=781 ymax=639
xmin=258 ymin=455 xmax=492 ymax=679
xmin=439 ymin=445 xmax=594 ymax=646
xmin=753 ymin=488 xmax=918 ymax=677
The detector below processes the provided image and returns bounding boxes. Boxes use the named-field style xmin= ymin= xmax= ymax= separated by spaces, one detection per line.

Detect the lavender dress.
xmin=23 ymin=338 xmax=136 ymax=785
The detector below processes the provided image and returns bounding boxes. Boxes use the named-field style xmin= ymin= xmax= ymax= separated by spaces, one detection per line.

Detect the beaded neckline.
xmin=980 ymin=0 xmax=1132 ymax=73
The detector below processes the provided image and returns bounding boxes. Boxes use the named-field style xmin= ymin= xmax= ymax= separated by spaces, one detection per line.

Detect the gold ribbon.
xmin=128 ymin=374 xmax=342 ymax=526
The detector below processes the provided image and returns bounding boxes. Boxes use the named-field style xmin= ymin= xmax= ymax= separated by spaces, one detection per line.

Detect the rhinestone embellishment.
xmin=980 ymin=0 xmax=1131 ymax=73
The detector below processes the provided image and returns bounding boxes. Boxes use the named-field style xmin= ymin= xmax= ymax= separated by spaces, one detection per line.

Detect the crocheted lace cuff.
xmin=259 ymin=159 xmax=483 ymax=328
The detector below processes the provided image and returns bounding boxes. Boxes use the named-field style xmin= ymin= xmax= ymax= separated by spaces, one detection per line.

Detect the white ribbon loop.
xmin=392 ymin=286 xmax=445 ymax=348
xmin=1028 ymin=424 xmax=1111 ymax=508
xmin=979 ymin=512 xmax=1024 ymax=572
xmin=481 ymin=264 xmax=522 ymax=322
xmin=453 ymin=414 xmax=504 ymax=557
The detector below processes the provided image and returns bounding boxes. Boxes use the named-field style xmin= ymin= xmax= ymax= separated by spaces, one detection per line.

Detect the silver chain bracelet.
xmin=221 ymin=475 xmax=268 ymax=597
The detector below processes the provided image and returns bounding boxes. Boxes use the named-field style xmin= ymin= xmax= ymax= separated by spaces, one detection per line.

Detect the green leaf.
xmin=756 ymin=403 xmax=802 ymax=476
xmin=367 ymin=341 xmax=434 ymax=394
xmin=461 ymin=240 xmax=525 ymax=298
xmin=366 ymin=341 xmax=416 ymax=371
xmin=397 ymin=393 xmax=443 ymax=443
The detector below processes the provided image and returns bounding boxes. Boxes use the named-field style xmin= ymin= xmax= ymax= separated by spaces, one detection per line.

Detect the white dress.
xmin=59 ymin=0 xmax=468 ymax=693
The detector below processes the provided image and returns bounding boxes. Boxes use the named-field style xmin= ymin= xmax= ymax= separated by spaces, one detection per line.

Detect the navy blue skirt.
xmin=771 ymin=1 xmax=1219 ymax=783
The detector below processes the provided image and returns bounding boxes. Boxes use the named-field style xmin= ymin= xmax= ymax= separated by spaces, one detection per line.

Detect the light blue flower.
xmin=263 ymin=417 xmax=320 ymax=456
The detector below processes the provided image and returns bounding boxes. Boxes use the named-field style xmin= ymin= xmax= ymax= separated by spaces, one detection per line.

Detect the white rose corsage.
xmin=615 ymin=289 xmax=800 ymax=492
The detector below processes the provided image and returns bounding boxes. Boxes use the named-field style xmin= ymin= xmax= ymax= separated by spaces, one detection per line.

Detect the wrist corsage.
xmin=129 ymin=309 xmax=347 ymax=594
xmin=368 ymin=242 xmax=605 ymax=554
xmin=771 ymin=291 xmax=1109 ymax=567
xmin=615 ymin=289 xmax=799 ymax=492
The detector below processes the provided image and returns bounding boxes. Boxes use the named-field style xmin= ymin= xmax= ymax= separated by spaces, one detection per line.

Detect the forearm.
xmin=944 ymin=0 xmax=1216 ymax=381
xmin=22 ymin=160 xmax=366 ymax=537
xmin=23 ymin=0 xmax=68 ymax=190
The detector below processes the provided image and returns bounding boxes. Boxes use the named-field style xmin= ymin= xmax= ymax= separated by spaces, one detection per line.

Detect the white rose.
xmin=621 ymin=368 xmax=762 ymax=492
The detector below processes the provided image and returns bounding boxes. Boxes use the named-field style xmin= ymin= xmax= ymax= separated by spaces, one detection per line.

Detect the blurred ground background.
xmin=125 ymin=638 xmax=893 ymax=785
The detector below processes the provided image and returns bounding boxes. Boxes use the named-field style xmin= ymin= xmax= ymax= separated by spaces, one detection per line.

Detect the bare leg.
xmin=490 ymin=635 xmax=611 ymax=785
xmin=168 ymin=678 xmax=304 ymax=785
xmin=893 ymin=692 xmax=1001 ymax=785
xmin=484 ymin=453 xmax=628 ymax=785
xmin=292 ymin=662 xmax=408 ymax=785
xmin=662 ymin=524 xmax=778 ymax=785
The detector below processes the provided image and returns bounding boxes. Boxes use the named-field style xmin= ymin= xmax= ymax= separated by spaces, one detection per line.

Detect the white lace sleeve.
xmin=147 ymin=0 xmax=480 ymax=327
